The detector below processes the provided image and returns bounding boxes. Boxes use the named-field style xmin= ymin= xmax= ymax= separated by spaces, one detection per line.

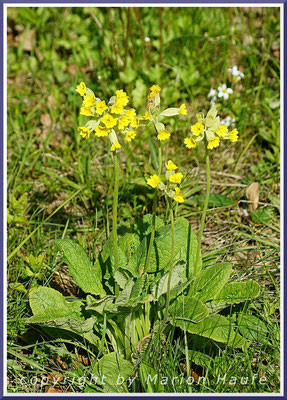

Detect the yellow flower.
xmin=216 ymin=125 xmax=228 ymax=137
xmin=111 ymin=101 xmax=124 ymax=114
xmin=229 ymin=128 xmax=239 ymax=142
xmin=95 ymin=125 xmax=110 ymax=137
xmin=148 ymin=85 xmax=161 ymax=99
xmin=111 ymin=142 xmax=122 ymax=152
xmin=78 ymin=126 xmax=91 ymax=139
xmin=116 ymin=89 xmax=129 ymax=106
xmin=80 ymin=105 xmax=93 ymax=117
xmin=207 ymin=136 xmax=220 ymax=149
xmin=125 ymin=131 xmax=136 ymax=142
xmin=118 ymin=115 xmax=130 ymax=130
xmin=169 ymin=172 xmax=183 ymax=184
xmin=125 ymin=108 xmax=136 ymax=121
xmin=130 ymin=116 xmax=140 ymax=129
xmin=179 ymin=104 xmax=187 ymax=116
xmin=83 ymin=93 xmax=97 ymax=107
xmin=101 ymin=113 xmax=117 ymax=129
xmin=165 ymin=160 xmax=178 ymax=171
xmin=157 ymin=130 xmax=170 ymax=141
xmin=173 ymin=187 xmax=184 ymax=203
xmin=96 ymin=100 xmax=108 ymax=115
xmin=147 ymin=174 xmax=161 ymax=189
xmin=76 ymin=82 xmax=87 ymax=97
xmin=191 ymin=122 xmax=204 ymax=136
xmin=140 ymin=111 xmax=152 ymax=121
xmin=184 ymin=137 xmax=196 ymax=149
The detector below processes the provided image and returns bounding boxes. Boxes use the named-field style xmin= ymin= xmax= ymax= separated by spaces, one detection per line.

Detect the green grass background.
xmin=7 ymin=6 xmax=280 ymax=393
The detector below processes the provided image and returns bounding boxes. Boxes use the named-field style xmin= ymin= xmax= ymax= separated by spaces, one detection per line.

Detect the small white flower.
xmin=145 ymin=37 xmax=151 ymax=43
xmin=217 ymin=84 xmax=233 ymax=100
xmin=210 ymin=96 xmax=217 ymax=105
xmin=221 ymin=116 xmax=236 ymax=127
xmin=227 ymin=65 xmax=244 ymax=79
xmin=207 ymin=88 xmax=217 ymax=98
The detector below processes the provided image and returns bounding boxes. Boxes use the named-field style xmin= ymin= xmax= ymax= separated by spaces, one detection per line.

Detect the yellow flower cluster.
xmin=76 ymin=82 xmax=150 ymax=152
xmin=146 ymin=159 xmax=185 ymax=203
xmin=146 ymin=85 xmax=187 ymax=143
xmin=184 ymin=107 xmax=239 ymax=150
xmin=148 ymin=85 xmax=161 ymax=100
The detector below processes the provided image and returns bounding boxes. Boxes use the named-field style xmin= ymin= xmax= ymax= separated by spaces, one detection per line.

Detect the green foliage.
xmin=55 ymin=239 xmax=106 ymax=297
xmin=26 ymin=214 xmax=260 ymax=391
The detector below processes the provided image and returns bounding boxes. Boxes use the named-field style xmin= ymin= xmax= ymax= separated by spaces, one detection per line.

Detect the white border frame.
xmin=3 ymin=2 xmax=284 ymax=397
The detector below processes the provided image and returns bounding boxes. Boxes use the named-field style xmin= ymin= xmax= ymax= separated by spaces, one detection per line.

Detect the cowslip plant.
xmin=25 ymin=84 xmax=261 ymax=393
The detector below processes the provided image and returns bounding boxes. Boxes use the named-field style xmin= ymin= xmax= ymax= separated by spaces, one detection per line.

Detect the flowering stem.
xmin=164 ymin=197 xmax=175 ymax=322
xmin=144 ymin=145 xmax=162 ymax=274
xmin=194 ymin=148 xmax=210 ymax=276
xmin=113 ymin=152 xmax=119 ymax=293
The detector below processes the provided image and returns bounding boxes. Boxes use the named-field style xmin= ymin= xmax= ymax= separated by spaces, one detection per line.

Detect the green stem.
xmin=189 ymin=148 xmax=210 ymax=297
xmin=194 ymin=148 xmax=210 ymax=275
xmin=144 ymin=145 xmax=162 ymax=274
xmin=164 ymin=197 xmax=175 ymax=322
xmin=184 ymin=324 xmax=192 ymax=393
xmin=113 ymin=153 xmax=119 ymax=294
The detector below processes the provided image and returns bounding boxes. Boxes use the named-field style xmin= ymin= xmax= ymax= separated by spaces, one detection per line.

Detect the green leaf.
xmin=92 ymin=352 xmax=133 ymax=392
xmin=216 ymin=280 xmax=260 ymax=304
xmin=9 ymin=282 xmax=27 ymax=293
xmin=27 ymin=287 xmax=99 ymax=345
xmin=125 ymin=217 xmax=188 ymax=276
xmin=250 ymin=209 xmax=272 ymax=225
xmin=177 ymin=222 xmax=201 ymax=277
xmin=151 ymin=263 xmax=185 ymax=299
xmin=147 ymin=137 xmax=159 ymax=170
xmin=28 ymin=286 xmax=83 ymax=322
xmin=193 ymin=263 xmax=232 ymax=302
xmin=237 ymin=313 xmax=269 ymax=343
xmin=188 ymin=350 xmax=213 ymax=368
xmin=132 ymin=79 xmax=147 ymax=108
xmin=174 ymin=314 xmax=246 ymax=347
xmin=169 ymin=296 xmax=209 ymax=322
xmin=55 ymin=239 xmax=105 ymax=297
xmin=11 ymin=193 xmax=28 ymax=214
xmin=139 ymin=363 xmax=165 ymax=393
xmin=134 ymin=214 xmax=164 ymax=240
xmin=186 ymin=194 xmax=233 ymax=208
xmin=114 ymin=268 xmax=133 ymax=289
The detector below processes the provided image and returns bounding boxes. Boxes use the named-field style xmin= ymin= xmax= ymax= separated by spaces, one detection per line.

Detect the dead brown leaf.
xmin=17 ymin=28 xmax=35 ymax=51
xmin=45 ymin=387 xmax=63 ymax=393
xmin=47 ymin=94 xmax=55 ymax=110
xmin=40 ymin=113 xmax=52 ymax=128
xmin=246 ymin=182 xmax=260 ymax=211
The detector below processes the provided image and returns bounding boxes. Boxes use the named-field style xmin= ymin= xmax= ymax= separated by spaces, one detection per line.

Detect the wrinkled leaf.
xmin=92 ymin=352 xmax=133 ymax=392
xmin=193 ymin=263 xmax=232 ymax=302
xmin=28 ymin=286 xmax=83 ymax=322
xmin=55 ymin=239 xmax=105 ymax=297
xmin=151 ymin=263 xmax=185 ymax=299
xmin=125 ymin=217 xmax=188 ymax=276
xmin=169 ymin=295 xmax=209 ymax=323
xmin=237 ymin=313 xmax=269 ymax=343
xmin=216 ymin=280 xmax=260 ymax=304
xmin=174 ymin=314 xmax=246 ymax=348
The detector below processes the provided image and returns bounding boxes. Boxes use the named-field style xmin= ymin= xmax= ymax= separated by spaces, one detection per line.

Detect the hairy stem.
xmin=144 ymin=145 xmax=162 ymax=273
xmin=164 ymin=197 xmax=175 ymax=322
xmin=195 ymin=149 xmax=210 ymax=274
xmin=113 ymin=153 xmax=119 ymax=294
